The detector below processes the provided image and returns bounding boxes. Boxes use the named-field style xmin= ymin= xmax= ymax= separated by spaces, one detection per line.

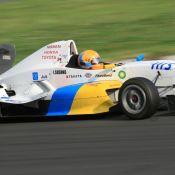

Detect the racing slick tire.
xmin=118 ymin=77 xmax=159 ymax=120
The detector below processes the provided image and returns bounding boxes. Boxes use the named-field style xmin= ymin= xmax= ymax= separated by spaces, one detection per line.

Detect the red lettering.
xmin=44 ymin=50 xmax=59 ymax=54
xmin=42 ymin=55 xmax=57 ymax=60
xmin=47 ymin=45 xmax=61 ymax=49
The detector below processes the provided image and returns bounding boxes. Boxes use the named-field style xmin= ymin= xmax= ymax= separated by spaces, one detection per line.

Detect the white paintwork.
xmin=0 ymin=40 xmax=174 ymax=104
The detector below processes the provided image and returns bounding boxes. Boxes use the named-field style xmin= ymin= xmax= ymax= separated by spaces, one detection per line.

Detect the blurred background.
xmin=0 ymin=0 xmax=175 ymax=63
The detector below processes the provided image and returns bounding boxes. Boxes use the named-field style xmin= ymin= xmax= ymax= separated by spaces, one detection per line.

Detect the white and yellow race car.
xmin=0 ymin=40 xmax=174 ymax=119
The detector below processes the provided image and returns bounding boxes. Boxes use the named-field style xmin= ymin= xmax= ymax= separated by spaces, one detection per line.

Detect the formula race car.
xmin=0 ymin=40 xmax=174 ymax=119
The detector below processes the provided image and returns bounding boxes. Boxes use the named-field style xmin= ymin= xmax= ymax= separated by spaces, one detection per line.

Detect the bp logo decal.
xmin=118 ymin=70 xmax=126 ymax=79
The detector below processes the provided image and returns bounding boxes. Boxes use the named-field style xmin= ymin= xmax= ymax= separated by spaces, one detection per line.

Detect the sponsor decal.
xmin=59 ymin=54 xmax=68 ymax=59
xmin=87 ymin=83 xmax=98 ymax=87
xmin=151 ymin=62 xmax=173 ymax=70
xmin=95 ymin=74 xmax=112 ymax=78
xmin=110 ymin=84 xmax=120 ymax=87
xmin=42 ymin=55 xmax=57 ymax=60
xmin=1 ymin=96 xmax=10 ymax=99
xmin=53 ymin=70 xmax=67 ymax=74
xmin=32 ymin=72 xmax=39 ymax=81
xmin=47 ymin=45 xmax=61 ymax=49
xmin=66 ymin=75 xmax=82 ymax=78
xmin=42 ymin=50 xmax=61 ymax=61
xmin=5 ymin=99 xmax=14 ymax=102
xmin=44 ymin=50 xmax=59 ymax=54
xmin=41 ymin=75 xmax=48 ymax=79
xmin=57 ymin=58 xmax=62 ymax=61
xmin=42 ymin=55 xmax=62 ymax=61
xmin=118 ymin=70 xmax=126 ymax=79
xmin=85 ymin=73 xmax=92 ymax=78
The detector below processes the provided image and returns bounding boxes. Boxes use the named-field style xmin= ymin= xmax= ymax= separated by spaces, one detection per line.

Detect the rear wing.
xmin=0 ymin=44 xmax=15 ymax=74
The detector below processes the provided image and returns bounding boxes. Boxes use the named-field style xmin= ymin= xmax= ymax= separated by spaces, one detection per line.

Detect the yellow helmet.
xmin=78 ymin=50 xmax=103 ymax=69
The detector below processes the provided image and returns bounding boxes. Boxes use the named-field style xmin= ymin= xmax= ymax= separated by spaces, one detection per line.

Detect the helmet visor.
xmin=91 ymin=57 xmax=102 ymax=65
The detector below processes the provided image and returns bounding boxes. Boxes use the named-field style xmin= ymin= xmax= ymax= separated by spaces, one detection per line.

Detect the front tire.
xmin=118 ymin=77 xmax=159 ymax=120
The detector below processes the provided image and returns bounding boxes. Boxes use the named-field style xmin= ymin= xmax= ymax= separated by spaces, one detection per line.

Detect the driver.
xmin=77 ymin=50 xmax=104 ymax=70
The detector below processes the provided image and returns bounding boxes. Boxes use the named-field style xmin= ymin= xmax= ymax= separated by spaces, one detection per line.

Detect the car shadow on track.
xmin=0 ymin=109 xmax=174 ymax=124
xmin=0 ymin=112 xmax=130 ymax=124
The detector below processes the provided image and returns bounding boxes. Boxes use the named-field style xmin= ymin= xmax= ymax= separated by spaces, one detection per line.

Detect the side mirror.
xmin=136 ymin=55 xmax=144 ymax=61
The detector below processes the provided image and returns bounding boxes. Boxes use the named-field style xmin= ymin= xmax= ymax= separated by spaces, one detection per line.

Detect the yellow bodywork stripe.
xmin=68 ymin=81 xmax=122 ymax=115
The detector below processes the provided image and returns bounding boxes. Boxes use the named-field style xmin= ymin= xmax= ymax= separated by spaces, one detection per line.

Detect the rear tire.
xmin=118 ymin=77 xmax=159 ymax=120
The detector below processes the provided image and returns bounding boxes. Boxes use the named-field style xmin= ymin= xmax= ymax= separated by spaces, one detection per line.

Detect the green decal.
xmin=118 ymin=70 xmax=126 ymax=79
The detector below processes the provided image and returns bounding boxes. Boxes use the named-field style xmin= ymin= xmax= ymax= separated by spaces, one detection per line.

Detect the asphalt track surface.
xmin=0 ymin=112 xmax=175 ymax=175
